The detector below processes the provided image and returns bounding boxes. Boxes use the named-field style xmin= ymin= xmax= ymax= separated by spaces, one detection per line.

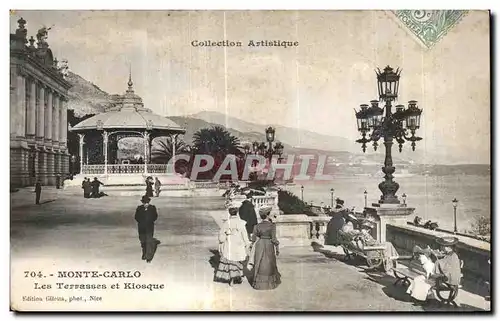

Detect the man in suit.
xmin=35 ymin=179 xmax=42 ymax=205
xmin=90 ymin=177 xmax=104 ymax=198
xmin=134 ymin=195 xmax=159 ymax=262
xmin=238 ymin=194 xmax=258 ymax=239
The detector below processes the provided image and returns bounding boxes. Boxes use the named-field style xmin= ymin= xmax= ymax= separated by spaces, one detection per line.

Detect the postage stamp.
xmin=392 ymin=10 xmax=469 ymax=49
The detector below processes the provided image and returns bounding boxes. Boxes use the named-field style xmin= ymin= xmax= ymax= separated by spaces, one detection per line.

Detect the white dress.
xmin=218 ymin=216 xmax=249 ymax=262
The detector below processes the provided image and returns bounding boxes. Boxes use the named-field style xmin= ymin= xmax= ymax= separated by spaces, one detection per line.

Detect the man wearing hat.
xmin=134 ymin=195 xmax=159 ymax=262
xmin=239 ymin=194 xmax=258 ymax=239
xmin=330 ymin=198 xmax=347 ymax=216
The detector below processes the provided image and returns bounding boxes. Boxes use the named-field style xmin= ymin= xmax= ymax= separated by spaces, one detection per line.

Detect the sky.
xmin=9 ymin=10 xmax=490 ymax=164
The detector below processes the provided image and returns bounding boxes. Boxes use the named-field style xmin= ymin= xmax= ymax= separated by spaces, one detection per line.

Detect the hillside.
xmin=189 ymin=111 xmax=357 ymax=153
xmin=65 ymin=71 xmax=111 ymax=117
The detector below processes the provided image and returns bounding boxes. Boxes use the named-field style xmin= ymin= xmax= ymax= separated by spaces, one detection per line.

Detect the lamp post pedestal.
xmin=365 ymin=202 xmax=415 ymax=243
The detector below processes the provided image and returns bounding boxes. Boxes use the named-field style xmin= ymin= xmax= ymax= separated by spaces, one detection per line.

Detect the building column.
xmin=45 ymin=89 xmax=53 ymax=143
xmin=47 ymin=150 xmax=55 ymax=185
xmin=13 ymin=67 xmax=27 ymax=139
xmin=39 ymin=150 xmax=48 ymax=185
xmin=78 ymin=133 xmax=85 ymax=174
xmin=59 ymin=98 xmax=67 ymax=149
xmin=36 ymin=83 xmax=45 ymax=144
xmin=52 ymin=93 xmax=60 ymax=145
xmin=103 ymin=131 xmax=109 ymax=175
xmin=143 ymin=131 xmax=150 ymax=174
xmin=27 ymin=79 xmax=36 ymax=139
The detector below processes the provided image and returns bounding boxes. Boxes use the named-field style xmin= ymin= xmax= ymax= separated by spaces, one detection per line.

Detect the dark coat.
xmin=135 ymin=204 xmax=158 ymax=233
xmin=239 ymin=200 xmax=258 ymax=234
xmin=325 ymin=214 xmax=346 ymax=246
xmin=35 ymin=182 xmax=42 ymax=193
xmin=91 ymin=179 xmax=103 ymax=192
xmin=82 ymin=180 xmax=92 ymax=194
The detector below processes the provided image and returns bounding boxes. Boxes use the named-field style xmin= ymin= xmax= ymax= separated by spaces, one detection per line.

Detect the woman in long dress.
xmin=214 ymin=204 xmax=250 ymax=286
xmin=145 ymin=177 xmax=154 ymax=198
xmin=249 ymin=206 xmax=281 ymax=290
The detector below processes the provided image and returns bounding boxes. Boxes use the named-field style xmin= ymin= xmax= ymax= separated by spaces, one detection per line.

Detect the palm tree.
xmin=192 ymin=126 xmax=242 ymax=155
xmin=151 ymin=136 xmax=190 ymax=164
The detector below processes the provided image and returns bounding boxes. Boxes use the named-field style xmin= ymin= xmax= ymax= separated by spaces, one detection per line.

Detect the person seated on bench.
xmin=406 ymin=245 xmax=436 ymax=301
xmin=341 ymin=213 xmax=359 ymax=235
xmin=356 ymin=217 xmax=400 ymax=263
xmin=406 ymin=237 xmax=461 ymax=302
xmin=428 ymin=237 xmax=461 ymax=288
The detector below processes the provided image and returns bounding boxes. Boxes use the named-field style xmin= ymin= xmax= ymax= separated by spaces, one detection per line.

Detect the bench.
xmin=392 ymin=257 xmax=463 ymax=306
xmin=338 ymin=230 xmax=389 ymax=271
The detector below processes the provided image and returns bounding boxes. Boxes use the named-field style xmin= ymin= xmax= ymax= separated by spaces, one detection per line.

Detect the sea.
xmin=283 ymin=174 xmax=490 ymax=233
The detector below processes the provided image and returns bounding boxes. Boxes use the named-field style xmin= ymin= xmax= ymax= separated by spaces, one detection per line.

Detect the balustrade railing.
xmin=147 ymin=164 xmax=167 ymax=174
xmin=81 ymin=165 xmax=105 ymax=175
xmin=310 ymin=216 xmax=331 ymax=245
xmin=193 ymin=181 xmax=221 ymax=189
xmin=252 ymin=195 xmax=276 ymax=210
xmin=106 ymin=164 xmax=144 ymax=174
xmin=81 ymin=164 xmax=169 ymax=175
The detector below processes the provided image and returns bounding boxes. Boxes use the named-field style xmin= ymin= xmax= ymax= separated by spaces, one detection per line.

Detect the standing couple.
xmin=214 ymin=202 xmax=281 ymax=290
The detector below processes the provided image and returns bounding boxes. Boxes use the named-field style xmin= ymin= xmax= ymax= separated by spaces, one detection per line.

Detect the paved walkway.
xmin=10 ymin=189 xmax=491 ymax=311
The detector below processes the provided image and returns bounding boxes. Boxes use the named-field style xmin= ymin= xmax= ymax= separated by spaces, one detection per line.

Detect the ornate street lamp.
xmin=364 ymin=190 xmax=368 ymax=208
xmin=452 ymin=198 xmax=459 ymax=233
xmin=265 ymin=126 xmax=276 ymax=143
xmin=354 ymin=66 xmax=423 ymax=204
xmin=252 ymin=141 xmax=259 ymax=154
xmin=330 ymin=188 xmax=335 ymax=208
xmin=265 ymin=126 xmax=276 ymax=162
xmin=301 ymin=185 xmax=304 ymax=201
xmin=402 ymin=193 xmax=407 ymax=205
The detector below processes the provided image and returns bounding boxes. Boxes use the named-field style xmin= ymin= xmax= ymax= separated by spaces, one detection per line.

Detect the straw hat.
xmin=436 ymin=236 xmax=459 ymax=247
xmin=259 ymin=206 xmax=273 ymax=216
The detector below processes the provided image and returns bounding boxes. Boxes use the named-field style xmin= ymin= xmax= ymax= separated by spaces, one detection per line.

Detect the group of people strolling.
xmin=81 ymin=177 xmax=105 ymax=198
xmin=145 ymin=176 xmax=162 ymax=198
xmin=214 ymin=196 xmax=281 ymax=290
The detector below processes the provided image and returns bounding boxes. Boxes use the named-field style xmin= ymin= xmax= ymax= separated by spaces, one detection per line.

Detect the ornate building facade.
xmin=10 ymin=18 xmax=72 ymax=187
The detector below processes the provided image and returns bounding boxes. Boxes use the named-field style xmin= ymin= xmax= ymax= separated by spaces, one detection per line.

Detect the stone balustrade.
xmin=386 ymin=224 xmax=490 ymax=282
xmin=252 ymin=195 xmax=277 ymax=212
xmin=310 ymin=216 xmax=331 ymax=245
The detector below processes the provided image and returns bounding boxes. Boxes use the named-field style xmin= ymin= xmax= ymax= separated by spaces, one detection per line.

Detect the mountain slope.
xmin=66 ymin=71 xmax=111 ymax=116
xmin=190 ymin=111 xmax=357 ymax=153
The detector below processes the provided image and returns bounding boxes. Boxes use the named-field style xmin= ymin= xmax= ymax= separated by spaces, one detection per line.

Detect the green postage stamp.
xmin=392 ymin=10 xmax=469 ymax=49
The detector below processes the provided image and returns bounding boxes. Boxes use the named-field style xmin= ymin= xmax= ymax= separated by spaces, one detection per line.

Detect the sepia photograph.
xmin=9 ymin=9 xmax=491 ymax=312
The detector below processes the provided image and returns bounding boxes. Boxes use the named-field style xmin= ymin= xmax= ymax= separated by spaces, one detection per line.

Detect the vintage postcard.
xmin=9 ymin=10 xmax=491 ymax=312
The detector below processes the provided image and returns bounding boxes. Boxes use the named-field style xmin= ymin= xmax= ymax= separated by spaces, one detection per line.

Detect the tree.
xmin=192 ymin=126 xmax=242 ymax=156
xmin=469 ymin=215 xmax=491 ymax=236
xmin=151 ymin=136 xmax=191 ymax=164
xmin=188 ymin=126 xmax=243 ymax=180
